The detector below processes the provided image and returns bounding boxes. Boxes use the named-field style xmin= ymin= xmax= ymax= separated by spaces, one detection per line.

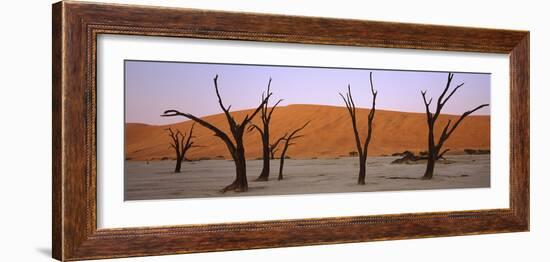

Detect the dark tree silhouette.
xmin=420 ymin=72 xmax=489 ymax=180
xmin=278 ymin=121 xmax=310 ymax=180
xmin=165 ymin=123 xmax=198 ymax=173
xmin=269 ymin=136 xmax=286 ymax=159
xmin=248 ymin=80 xmax=283 ymax=181
xmin=339 ymin=72 xmax=378 ymax=185
xmin=162 ymin=75 xmax=271 ymax=192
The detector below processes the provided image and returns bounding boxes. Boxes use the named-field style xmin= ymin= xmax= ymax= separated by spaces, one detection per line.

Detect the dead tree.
xmin=420 ymin=73 xmax=489 ymax=180
xmin=278 ymin=121 xmax=310 ymax=180
xmin=339 ymin=72 xmax=378 ymax=185
xmin=269 ymin=136 xmax=286 ymax=159
xmin=248 ymin=80 xmax=283 ymax=181
xmin=162 ymin=75 xmax=271 ymax=192
xmin=165 ymin=123 xmax=198 ymax=173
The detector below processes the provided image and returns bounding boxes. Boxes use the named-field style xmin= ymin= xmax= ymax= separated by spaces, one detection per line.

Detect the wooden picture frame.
xmin=52 ymin=1 xmax=529 ymax=261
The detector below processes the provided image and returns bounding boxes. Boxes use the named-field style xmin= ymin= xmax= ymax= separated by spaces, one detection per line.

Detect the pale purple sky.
xmin=125 ymin=60 xmax=490 ymax=125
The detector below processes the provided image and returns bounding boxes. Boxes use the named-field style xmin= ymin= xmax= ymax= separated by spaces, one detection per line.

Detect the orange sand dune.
xmin=125 ymin=104 xmax=490 ymax=161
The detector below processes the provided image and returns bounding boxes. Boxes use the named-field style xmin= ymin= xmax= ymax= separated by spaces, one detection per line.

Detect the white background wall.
xmin=0 ymin=0 xmax=547 ymax=261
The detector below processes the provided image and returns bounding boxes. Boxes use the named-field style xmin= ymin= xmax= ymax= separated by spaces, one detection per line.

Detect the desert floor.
xmin=124 ymin=155 xmax=490 ymax=200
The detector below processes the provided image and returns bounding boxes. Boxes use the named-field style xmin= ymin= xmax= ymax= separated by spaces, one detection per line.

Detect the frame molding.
xmin=52 ymin=1 xmax=529 ymax=261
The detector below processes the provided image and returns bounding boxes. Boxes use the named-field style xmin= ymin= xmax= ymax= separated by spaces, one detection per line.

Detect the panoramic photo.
xmin=124 ymin=60 xmax=490 ymax=200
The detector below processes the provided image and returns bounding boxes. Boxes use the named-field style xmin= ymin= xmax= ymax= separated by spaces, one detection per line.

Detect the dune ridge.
xmin=125 ymin=104 xmax=490 ymax=161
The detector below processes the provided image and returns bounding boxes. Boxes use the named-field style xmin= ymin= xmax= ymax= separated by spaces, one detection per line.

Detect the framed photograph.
xmin=52 ymin=1 xmax=529 ymax=261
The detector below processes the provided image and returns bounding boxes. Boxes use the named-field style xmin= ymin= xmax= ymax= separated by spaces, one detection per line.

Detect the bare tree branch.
xmin=163 ymin=75 xmax=275 ymax=192
xmin=441 ymin=83 xmax=464 ymax=107
xmin=278 ymin=122 xmax=310 ymax=180
xmin=267 ymin=99 xmax=283 ymax=121
xmin=420 ymin=72 xmax=489 ymax=180
xmin=340 ymin=85 xmax=362 ymax=161
xmin=242 ymin=91 xmax=272 ymax=127
xmin=436 ymin=73 xmax=454 ymax=110
xmin=421 ymin=90 xmax=433 ymax=122
xmin=443 ymin=103 xmax=490 ymax=142
xmin=270 ymin=134 xmax=286 ymax=159
xmin=213 ymin=75 xmax=238 ymax=134
xmin=437 ymin=148 xmax=450 ymax=160
xmin=182 ymin=123 xmax=198 ymax=153
xmin=363 ymin=72 xmax=377 ymax=157
xmin=164 ymin=124 xmax=200 ymax=173
xmin=162 ymin=110 xmax=236 ymax=154
xmin=340 ymin=72 xmax=379 ymax=185
xmin=287 ymin=121 xmax=310 ymax=141
xmin=247 ymin=123 xmax=264 ymax=136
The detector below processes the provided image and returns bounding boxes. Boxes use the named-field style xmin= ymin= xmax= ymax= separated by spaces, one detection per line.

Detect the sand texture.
xmin=125 ymin=104 xmax=490 ymax=161
xmin=125 ymin=155 xmax=490 ymax=200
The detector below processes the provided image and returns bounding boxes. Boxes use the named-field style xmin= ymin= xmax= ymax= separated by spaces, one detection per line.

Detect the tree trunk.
xmin=422 ymin=155 xmax=436 ymax=180
xmin=419 ymin=73 xmax=490 ymax=180
xmin=357 ymin=154 xmax=366 ymax=185
xmin=256 ymin=128 xmax=270 ymax=181
xmin=234 ymin=154 xmax=248 ymax=191
xmin=339 ymin=76 xmax=377 ymax=186
xmin=423 ymin=124 xmax=436 ymax=180
xmin=174 ymin=156 xmax=182 ymax=173
xmin=278 ymin=156 xmax=285 ymax=180
xmin=222 ymin=146 xmax=248 ymax=192
xmin=278 ymin=144 xmax=289 ymax=180
xmin=162 ymin=75 xmax=273 ymax=193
